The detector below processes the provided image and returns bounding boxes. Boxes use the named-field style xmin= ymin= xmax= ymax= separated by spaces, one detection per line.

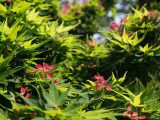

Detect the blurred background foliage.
xmin=0 ymin=0 xmax=160 ymax=119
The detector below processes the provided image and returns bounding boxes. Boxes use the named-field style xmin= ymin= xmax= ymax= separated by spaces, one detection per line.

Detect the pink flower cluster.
xmin=94 ymin=75 xmax=112 ymax=91
xmin=20 ymin=86 xmax=30 ymax=99
xmin=35 ymin=63 xmax=59 ymax=85
xmin=62 ymin=3 xmax=71 ymax=14
xmin=120 ymin=18 xmax=129 ymax=24
xmin=35 ymin=63 xmax=56 ymax=79
xmin=123 ymin=106 xmax=147 ymax=120
xmin=109 ymin=18 xmax=129 ymax=31
xmin=109 ymin=22 xmax=120 ymax=31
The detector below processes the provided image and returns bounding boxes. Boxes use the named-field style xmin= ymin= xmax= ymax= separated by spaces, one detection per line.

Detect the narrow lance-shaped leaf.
xmin=133 ymin=32 xmax=146 ymax=46
xmin=118 ymin=71 xmax=127 ymax=84
xmin=111 ymin=72 xmax=117 ymax=84
xmin=114 ymin=90 xmax=134 ymax=105
xmin=56 ymin=21 xmax=79 ymax=33
xmin=122 ymin=29 xmax=129 ymax=43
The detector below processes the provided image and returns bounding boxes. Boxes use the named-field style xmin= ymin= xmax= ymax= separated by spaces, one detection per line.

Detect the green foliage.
xmin=103 ymin=7 xmax=160 ymax=82
xmin=0 ymin=0 xmax=159 ymax=120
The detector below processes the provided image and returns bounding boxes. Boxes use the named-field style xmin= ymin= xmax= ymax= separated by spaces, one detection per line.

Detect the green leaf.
xmin=11 ymin=1 xmax=31 ymax=13
xmin=0 ymin=110 xmax=8 ymax=120
xmin=40 ymin=84 xmax=57 ymax=108
xmin=118 ymin=71 xmax=127 ymax=84
xmin=44 ymin=109 xmax=61 ymax=117
xmin=133 ymin=92 xmax=143 ymax=107
xmin=114 ymin=90 xmax=134 ymax=105
xmin=0 ymin=3 xmax=7 ymax=13
xmin=139 ymin=43 xmax=151 ymax=53
xmin=111 ymin=72 xmax=117 ymax=84
xmin=112 ymin=33 xmax=122 ymax=42
xmin=56 ymin=22 xmax=79 ymax=33
xmin=49 ymin=83 xmax=59 ymax=106
xmin=79 ymin=109 xmax=117 ymax=120
xmin=122 ymin=29 xmax=129 ymax=43
xmin=58 ymin=87 xmax=70 ymax=106
xmin=9 ymin=24 xmax=22 ymax=41
xmin=133 ymin=32 xmax=146 ymax=46
xmin=26 ymin=9 xmax=44 ymax=24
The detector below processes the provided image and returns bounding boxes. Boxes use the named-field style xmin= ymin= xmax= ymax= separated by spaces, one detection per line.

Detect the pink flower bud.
xmin=54 ymin=79 xmax=59 ymax=85
xmin=63 ymin=3 xmax=69 ymax=9
xmin=131 ymin=112 xmax=138 ymax=119
xmin=95 ymin=85 xmax=103 ymax=90
xmin=46 ymin=73 xmax=52 ymax=79
xmin=103 ymin=83 xmax=112 ymax=91
xmin=51 ymin=64 xmax=56 ymax=69
xmin=25 ymin=93 xmax=31 ymax=99
xmin=127 ymin=106 xmax=132 ymax=111
xmin=36 ymin=64 xmax=43 ymax=71
xmin=43 ymin=63 xmax=51 ymax=72
xmin=20 ymin=86 xmax=28 ymax=96
xmin=139 ymin=115 xmax=147 ymax=120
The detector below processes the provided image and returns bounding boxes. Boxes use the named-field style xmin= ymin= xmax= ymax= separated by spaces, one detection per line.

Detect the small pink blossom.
xmin=62 ymin=3 xmax=71 ymax=14
xmin=35 ymin=63 xmax=56 ymax=72
xmin=51 ymin=64 xmax=56 ymax=69
xmin=95 ymin=85 xmax=103 ymax=90
xmin=43 ymin=63 xmax=51 ymax=72
xmin=127 ymin=106 xmax=132 ymax=111
xmin=46 ymin=73 xmax=52 ymax=79
xmin=36 ymin=64 xmax=43 ymax=71
xmin=120 ymin=18 xmax=129 ymax=24
xmin=20 ymin=86 xmax=28 ymax=96
xmin=109 ymin=22 xmax=120 ymax=31
xmin=131 ymin=112 xmax=138 ymax=119
xmin=139 ymin=115 xmax=147 ymax=120
xmin=91 ymin=64 xmax=96 ymax=68
xmin=63 ymin=3 xmax=69 ymax=9
xmin=123 ymin=111 xmax=131 ymax=117
xmin=54 ymin=79 xmax=59 ymax=85
xmin=103 ymin=83 xmax=112 ymax=91
xmin=25 ymin=93 xmax=31 ymax=99
xmin=94 ymin=75 xmax=112 ymax=91
xmin=20 ymin=86 xmax=30 ymax=99
xmin=94 ymin=75 xmax=105 ymax=83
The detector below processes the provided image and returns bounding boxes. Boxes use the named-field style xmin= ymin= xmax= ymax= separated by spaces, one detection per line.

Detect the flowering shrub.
xmin=103 ymin=7 xmax=160 ymax=83
xmin=0 ymin=0 xmax=160 ymax=120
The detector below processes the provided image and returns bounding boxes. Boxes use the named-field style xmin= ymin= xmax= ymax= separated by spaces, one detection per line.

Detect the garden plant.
xmin=0 ymin=0 xmax=160 ymax=120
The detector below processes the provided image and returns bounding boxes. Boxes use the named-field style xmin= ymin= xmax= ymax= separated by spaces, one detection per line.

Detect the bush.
xmin=0 ymin=0 xmax=160 ymax=120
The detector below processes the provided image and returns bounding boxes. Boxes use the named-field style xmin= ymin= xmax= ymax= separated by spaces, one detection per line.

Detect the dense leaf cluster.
xmin=0 ymin=0 xmax=160 ymax=120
